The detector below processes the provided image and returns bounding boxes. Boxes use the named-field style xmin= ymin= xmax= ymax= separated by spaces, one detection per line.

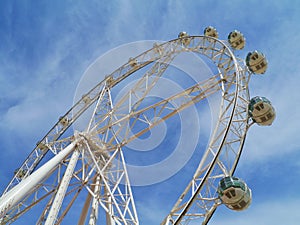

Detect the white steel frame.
xmin=0 ymin=35 xmax=252 ymax=224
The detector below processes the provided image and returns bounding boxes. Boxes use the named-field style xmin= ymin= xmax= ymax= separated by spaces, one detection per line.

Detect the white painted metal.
xmin=0 ymin=141 xmax=76 ymax=218
xmin=105 ymin=191 xmax=116 ymax=225
xmin=88 ymin=175 xmax=100 ymax=225
xmin=81 ymin=136 xmax=138 ymax=224
xmin=0 ymin=33 xmax=263 ymax=224
xmin=45 ymin=149 xmax=80 ymax=225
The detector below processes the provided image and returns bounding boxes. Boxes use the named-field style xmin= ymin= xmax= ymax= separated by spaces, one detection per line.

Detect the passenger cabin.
xmin=204 ymin=26 xmax=218 ymax=38
xmin=178 ymin=31 xmax=190 ymax=46
xmin=228 ymin=30 xmax=245 ymax=50
xmin=248 ymin=96 xmax=275 ymax=126
xmin=14 ymin=168 xmax=27 ymax=179
xmin=218 ymin=176 xmax=252 ymax=211
xmin=128 ymin=57 xmax=138 ymax=68
xmin=59 ymin=116 xmax=69 ymax=127
xmin=246 ymin=51 xmax=268 ymax=74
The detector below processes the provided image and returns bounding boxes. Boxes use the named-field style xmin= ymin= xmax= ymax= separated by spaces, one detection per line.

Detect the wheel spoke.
xmin=0 ymin=29 xmax=271 ymax=224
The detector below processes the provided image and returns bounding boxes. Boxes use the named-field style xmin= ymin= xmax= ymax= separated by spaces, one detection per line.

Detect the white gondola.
xmin=204 ymin=26 xmax=218 ymax=38
xmin=246 ymin=50 xmax=268 ymax=74
xmin=178 ymin=31 xmax=190 ymax=46
xmin=59 ymin=116 xmax=69 ymax=127
xmin=128 ymin=57 xmax=138 ymax=68
xmin=248 ymin=96 xmax=275 ymax=126
xmin=14 ymin=168 xmax=27 ymax=179
xmin=228 ymin=30 xmax=245 ymax=50
xmin=217 ymin=176 xmax=252 ymax=211
xmin=178 ymin=31 xmax=188 ymax=39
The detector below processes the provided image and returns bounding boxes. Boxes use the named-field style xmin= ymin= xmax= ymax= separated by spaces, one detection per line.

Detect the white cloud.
xmin=0 ymin=1 xmax=300 ymax=224
xmin=213 ymin=197 xmax=300 ymax=225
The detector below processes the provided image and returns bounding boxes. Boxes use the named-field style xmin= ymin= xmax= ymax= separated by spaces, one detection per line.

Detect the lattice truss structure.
xmin=0 ymin=34 xmax=253 ymax=225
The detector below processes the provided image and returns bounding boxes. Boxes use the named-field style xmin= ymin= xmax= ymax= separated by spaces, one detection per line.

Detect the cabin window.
xmin=232 ymin=204 xmax=240 ymax=210
xmin=251 ymin=54 xmax=258 ymax=60
xmin=230 ymin=189 xmax=236 ymax=197
xmin=225 ymin=192 xmax=232 ymax=199
xmin=266 ymin=112 xmax=273 ymax=119
xmin=255 ymin=103 xmax=265 ymax=111
xmin=260 ymin=116 xmax=267 ymax=122
xmin=220 ymin=181 xmax=226 ymax=190
xmin=225 ymin=189 xmax=236 ymax=199
xmin=239 ymin=200 xmax=247 ymax=208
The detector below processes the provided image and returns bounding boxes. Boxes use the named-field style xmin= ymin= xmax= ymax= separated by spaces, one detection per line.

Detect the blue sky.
xmin=1 ymin=0 xmax=300 ymax=224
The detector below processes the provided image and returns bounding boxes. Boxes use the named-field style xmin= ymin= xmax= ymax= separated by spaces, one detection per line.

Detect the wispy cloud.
xmin=0 ymin=1 xmax=299 ymax=224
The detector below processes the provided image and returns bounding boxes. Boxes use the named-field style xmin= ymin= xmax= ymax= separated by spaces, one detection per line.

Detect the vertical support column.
xmin=89 ymin=175 xmax=100 ymax=225
xmin=45 ymin=149 xmax=80 ymax=225
xmin=105 ymin=186 xmax=115 ymax=225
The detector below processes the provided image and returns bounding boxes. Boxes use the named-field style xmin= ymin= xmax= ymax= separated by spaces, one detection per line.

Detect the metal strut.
xmin=45 ymin=149 xmax=80 ymax=225
xmin=0 ymin=141 xmax=77 ymax=219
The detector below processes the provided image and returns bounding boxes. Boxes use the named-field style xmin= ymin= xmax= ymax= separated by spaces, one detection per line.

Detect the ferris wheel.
xmin=0 ymin=26 xmax=275 ymax=225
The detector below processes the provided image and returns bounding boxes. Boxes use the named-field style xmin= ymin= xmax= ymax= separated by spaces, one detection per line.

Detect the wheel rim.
xmin=0 ymin=35 xmax=251 ymax=224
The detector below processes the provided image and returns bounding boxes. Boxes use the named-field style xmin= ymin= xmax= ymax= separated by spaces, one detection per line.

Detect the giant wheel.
xmin=0 ymin=26 xmax=275 ymax=224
